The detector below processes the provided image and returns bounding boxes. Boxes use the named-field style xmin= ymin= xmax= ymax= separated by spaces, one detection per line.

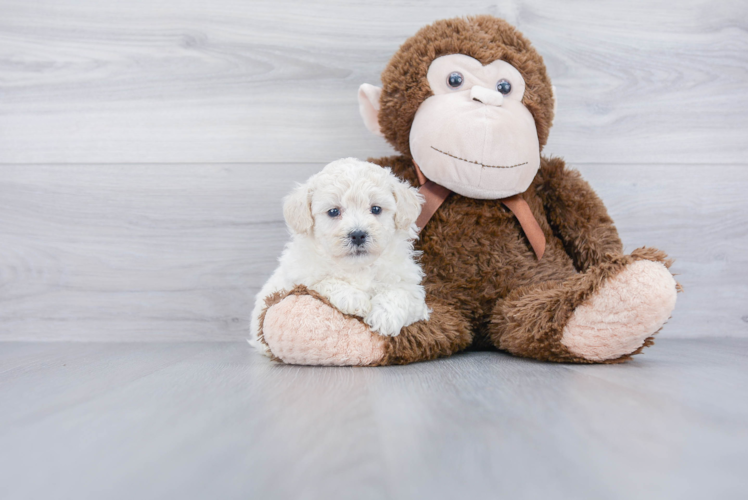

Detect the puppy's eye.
xmin=327 ymin=208 xmax=340 ymax=217
xmin=370 ymin=206 xmax=382 ymax=215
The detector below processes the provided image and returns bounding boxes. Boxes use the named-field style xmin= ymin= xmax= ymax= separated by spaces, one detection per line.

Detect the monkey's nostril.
xmin=470 ymin=85 xmax=503 ymax=106
xmin=349 ymin=230 xmax=368 ymax=247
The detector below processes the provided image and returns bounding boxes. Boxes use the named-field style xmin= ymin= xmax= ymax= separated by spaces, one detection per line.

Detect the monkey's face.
xmin=409 ymin=54 xmax=540 ymax=199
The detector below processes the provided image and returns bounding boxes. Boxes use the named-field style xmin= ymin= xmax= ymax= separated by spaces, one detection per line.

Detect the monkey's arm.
xmin=535 ymin=156 xmax=623 ymax=271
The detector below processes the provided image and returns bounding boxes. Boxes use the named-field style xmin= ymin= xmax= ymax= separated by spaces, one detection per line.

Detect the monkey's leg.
xmin=258 ymin=286 xmax=472 ymax=366
xmin=489 ymin=248 xmax=679 ymax=363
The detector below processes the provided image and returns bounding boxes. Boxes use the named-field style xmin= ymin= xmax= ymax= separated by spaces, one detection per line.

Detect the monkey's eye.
xmin=327 ymin=208 xmax=340 ymax=217
xmin=496 ymin=79 xmax=512 ymax=95
xmin=447 ymin=72 xmax=464 ymax=89
xmin=371 ymin=206 xmax=382 ymax=215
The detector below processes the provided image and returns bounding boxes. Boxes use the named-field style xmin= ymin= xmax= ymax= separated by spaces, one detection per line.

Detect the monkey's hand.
xmin=259 ymin=286 xmax=387 ymax=366
xmin=258 ymin=285 xmax=469 ymax=366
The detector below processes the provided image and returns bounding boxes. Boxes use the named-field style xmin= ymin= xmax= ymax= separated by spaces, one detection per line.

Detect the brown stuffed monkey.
xmin=257 ymin=15 xmax=678 ymax=366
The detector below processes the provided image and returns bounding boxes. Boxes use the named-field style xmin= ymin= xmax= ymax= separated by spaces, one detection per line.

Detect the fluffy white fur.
xmin=249 ymin=158 xmax=430 ymax=356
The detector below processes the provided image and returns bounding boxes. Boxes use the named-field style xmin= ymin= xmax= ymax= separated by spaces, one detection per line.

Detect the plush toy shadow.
xmin=257 ymin=15 xmax=679 ymax=366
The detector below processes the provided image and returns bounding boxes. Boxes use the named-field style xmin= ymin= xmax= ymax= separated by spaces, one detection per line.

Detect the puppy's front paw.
xmin=364 ymin=302 xmax=405 ymax=337
xmin=327 ymin=289 xmax=372 ymax=318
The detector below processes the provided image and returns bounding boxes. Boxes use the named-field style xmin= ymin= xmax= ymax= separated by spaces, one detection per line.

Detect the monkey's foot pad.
xmin=263 ymin=294 xmax=386 ymax=366
xmin=561 ymin=260 xmax=678 ymax=362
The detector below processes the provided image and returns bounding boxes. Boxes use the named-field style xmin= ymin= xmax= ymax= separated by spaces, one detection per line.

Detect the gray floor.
xmin=1 ymin=339 xmax=747 ymax=500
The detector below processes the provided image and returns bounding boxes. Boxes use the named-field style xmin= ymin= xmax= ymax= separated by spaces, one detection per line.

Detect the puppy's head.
xmin=283 ymin=158 xmax=423 ymax=262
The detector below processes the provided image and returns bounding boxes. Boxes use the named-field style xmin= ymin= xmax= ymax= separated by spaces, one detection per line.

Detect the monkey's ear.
xmin=282 ymin=183 xmax=313 ymax=235
xmin=358 ymin=84 xmax=384 ymax=137
xmin=392 ymin=179 xmax=425 ymax=231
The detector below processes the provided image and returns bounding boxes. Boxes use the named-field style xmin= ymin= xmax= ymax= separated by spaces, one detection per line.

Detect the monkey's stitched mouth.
xmin=431 ymin=146 xmax=528 ymax=169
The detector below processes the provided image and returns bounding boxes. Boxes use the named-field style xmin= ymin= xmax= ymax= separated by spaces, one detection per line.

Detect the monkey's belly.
xmin=417 ymin=196 xmax=576 ymax=321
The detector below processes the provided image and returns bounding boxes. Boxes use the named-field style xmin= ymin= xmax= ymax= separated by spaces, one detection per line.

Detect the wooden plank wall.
xmin=0 ymin=0 xmax=746 ymax=341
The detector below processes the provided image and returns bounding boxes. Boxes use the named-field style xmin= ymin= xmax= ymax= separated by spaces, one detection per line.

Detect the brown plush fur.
xmin=370 ymin=154 xmax=653 ymax=363
xmin=491 ymin=248 xmax=674 ymax=364
xmin=255 ymin=289 xmax=287 ymax=362
xmin=360 ymin=15 xmax=676 ymax=364
xmin=379 ymin=15 xmax=555 ymax=158
xmin=260 ymin=15 xmax=676 ymax=365
xmin=260 ymin=285 xmax=473 ymax=366
xmin=375 ymin=297 xmax=474 ymax=366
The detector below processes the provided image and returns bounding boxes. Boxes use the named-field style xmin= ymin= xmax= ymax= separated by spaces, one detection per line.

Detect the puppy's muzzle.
xmin=348 ymin=230 xmax=368 ymax=247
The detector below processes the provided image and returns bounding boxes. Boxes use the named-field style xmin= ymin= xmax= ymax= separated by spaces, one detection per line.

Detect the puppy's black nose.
xmin=349 ymin=230 xmax=368 ymax=247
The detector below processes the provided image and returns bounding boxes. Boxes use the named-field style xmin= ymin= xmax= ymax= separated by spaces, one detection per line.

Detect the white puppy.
xmin=249 ymin=158 xmax=430 ymax=355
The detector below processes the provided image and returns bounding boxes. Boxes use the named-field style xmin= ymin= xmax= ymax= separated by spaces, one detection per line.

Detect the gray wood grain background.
xmin=0 ymin=0 xmax=746 ymax=341
xmin=2 ymin=340 xmax=747 ymax=499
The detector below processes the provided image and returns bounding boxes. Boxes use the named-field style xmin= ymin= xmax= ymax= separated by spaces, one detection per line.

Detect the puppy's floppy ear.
xmin=391 ymin=177 xmax=424 ymax=231
xmin=283 ymin=183 xmax=313 ymax=235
